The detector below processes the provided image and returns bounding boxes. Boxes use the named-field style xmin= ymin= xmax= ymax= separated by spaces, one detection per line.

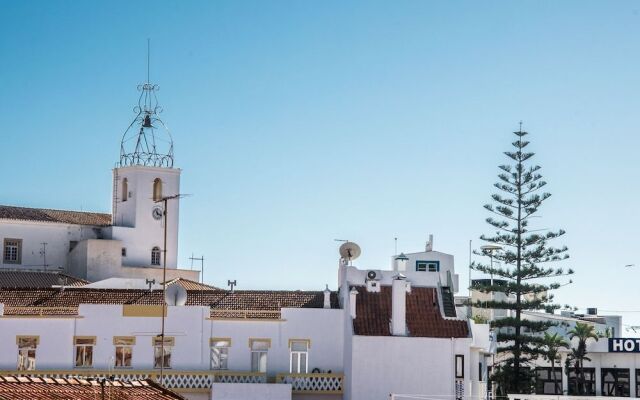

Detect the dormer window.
xmin=416 ymin=260 xmax=439 ymax=272
xmin=153 ymin=178 xmax=162 ymax=201
xmin=122 ymin=178 xmax=128 ymax=202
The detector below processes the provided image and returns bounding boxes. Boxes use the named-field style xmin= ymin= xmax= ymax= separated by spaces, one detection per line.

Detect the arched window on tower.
xmin=153 ymin=178 xmax=162 ymax=202
xmin=151 ymin=247 xmax=161 ymax=266
xmin=122 ymin=178 xmax=128 ymax=202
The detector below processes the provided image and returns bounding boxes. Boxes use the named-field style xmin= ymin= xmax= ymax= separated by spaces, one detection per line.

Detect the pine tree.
xmin=472 ymin=124 xmax=572 ymax=395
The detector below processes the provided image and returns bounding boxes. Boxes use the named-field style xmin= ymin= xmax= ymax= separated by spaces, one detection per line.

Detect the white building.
xmin=0 ymin=80 xmax=196 ymax=283
xmin=0 ymin=73 xmax=497 ymax=400
xmin=0 ymin=240 xmax=494 ymax=400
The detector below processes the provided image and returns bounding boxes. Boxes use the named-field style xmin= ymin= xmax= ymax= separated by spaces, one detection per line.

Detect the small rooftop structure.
xmin=0 ymin=375 xmax=185 ymax=400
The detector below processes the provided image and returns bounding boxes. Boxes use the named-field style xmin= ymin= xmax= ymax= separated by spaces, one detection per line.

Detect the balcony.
xmin=0 ymin=370 xmax=345 ymax=393
xmin=276 ymin=373 xmax=344 ymax=394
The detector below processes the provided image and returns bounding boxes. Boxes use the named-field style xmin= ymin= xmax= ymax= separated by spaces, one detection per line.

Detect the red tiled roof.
xmin=164 ymin=277 xmax=220 ymax=291
xmin=0 ymin=288 xmax=339 ymax=318
xmin=0 ymin=271 xmax=88 ymax=289
xmin=352 ymin=286 xmax=469 ymax=338
xmin=0 ymin=376 xmax=185 ymax=400
xmin=0 ymin=205 xmax=111 ymax=226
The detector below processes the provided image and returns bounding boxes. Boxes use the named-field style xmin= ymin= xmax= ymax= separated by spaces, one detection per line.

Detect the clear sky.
xmin=2 ymin=1 xmax=640 ymax=332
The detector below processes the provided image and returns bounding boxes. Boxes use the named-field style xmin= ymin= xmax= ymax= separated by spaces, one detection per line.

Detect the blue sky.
xmin=2 ymin=1 xmax=640 ymax=331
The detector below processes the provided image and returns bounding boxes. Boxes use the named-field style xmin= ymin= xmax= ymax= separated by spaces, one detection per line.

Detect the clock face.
xmin=152 ymin=206 xmax=163 ymax=220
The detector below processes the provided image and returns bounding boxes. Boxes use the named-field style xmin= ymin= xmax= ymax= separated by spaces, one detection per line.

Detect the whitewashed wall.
xmin=0 ymin=220 xmax=102 ymax=270
xmin=0 ymin=304 xmax=343 ymax=374
xmin=111 ymin=165 xmax=181 ymax=270
xmin=347 ymin=336 xmax=472 ymax=400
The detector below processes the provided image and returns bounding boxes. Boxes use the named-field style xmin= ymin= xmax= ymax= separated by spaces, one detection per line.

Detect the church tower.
xmin=111 ymin=75 xmax=181 ymax=270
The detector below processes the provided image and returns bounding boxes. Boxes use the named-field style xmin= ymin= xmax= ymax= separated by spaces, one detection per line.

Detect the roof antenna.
xmin=147 ymin=38 xmax=151 ymax=84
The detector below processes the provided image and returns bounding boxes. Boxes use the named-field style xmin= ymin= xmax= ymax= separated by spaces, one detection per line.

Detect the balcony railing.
xmin=0 ymin=369 xmax=266 ymax=390
xmin=276 ymin=373 xmax=344 ymax=394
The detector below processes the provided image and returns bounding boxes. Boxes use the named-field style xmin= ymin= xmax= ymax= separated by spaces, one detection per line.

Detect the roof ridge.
xmin=0 ymin=204 xmax=111 ymax=216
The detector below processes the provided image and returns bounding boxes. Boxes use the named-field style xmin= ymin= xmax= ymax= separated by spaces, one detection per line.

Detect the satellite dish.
xmin=339 ymin=242 xmax=361 ymax=261
xmin=165 ymin=284 xmax=188 ymax=306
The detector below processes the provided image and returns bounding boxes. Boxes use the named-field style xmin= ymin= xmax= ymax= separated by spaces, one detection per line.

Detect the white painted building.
xmin=0 ymin=74 xmax=498 ymax=399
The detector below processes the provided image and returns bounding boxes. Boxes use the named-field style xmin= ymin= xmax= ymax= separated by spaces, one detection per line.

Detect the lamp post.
xmin=155 ymin=194 xmax=185 ymax=385
xmin=480 ymin=244 xmax=502 ymax=322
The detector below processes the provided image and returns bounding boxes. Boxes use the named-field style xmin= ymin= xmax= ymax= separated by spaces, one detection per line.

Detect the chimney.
xmin=391 ymin=275 xmax=408 ymax=336
xmin=0 ymin=303 xmax=4 ymax=316
xmin=426 ymin=234 xmax=434 ymax=252
xmin=323 ymin=285 xmax=331 ymax=309
xmin=349 ymin=287 xmax=358 ymax=319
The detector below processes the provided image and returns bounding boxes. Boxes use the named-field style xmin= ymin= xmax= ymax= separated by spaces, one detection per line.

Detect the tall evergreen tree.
xmin=472 ymin=125 xmax=572 ymax=395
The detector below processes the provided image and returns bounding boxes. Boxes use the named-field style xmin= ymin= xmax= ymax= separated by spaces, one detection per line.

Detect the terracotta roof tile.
xmin=352 ymin=286 xmax=469 ymax=338
xmin=164 ymin=277 xmax=220 ymax=291
xmin=0 ymin=376 xmax=185 ymax=399
xmin=0 ymin=271 xmax=88 ymax=289
xmin=0 ymin=288 xmax=339 ymax=318
xmin=0 ymin=205 xmax=111 ymax=226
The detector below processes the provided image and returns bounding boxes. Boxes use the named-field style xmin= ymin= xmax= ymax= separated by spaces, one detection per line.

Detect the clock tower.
xmin=110 ymin=79 xmax=181 ymax=270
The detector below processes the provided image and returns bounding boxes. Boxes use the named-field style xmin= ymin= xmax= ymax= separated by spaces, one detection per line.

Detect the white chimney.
xmin=323 ymin=285 xmax=331 ymax=309
xmin=425 ymin=234 xmax=434 ymax=252
xmin=391 ymin=275 xmax=408 ymax=336
xmin=349 ymin=287 xmax=358 ymax=319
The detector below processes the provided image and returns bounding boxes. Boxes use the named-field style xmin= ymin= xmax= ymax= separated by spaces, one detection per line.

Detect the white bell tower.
xmin=111 ymin=76 xmax=181 ymax=270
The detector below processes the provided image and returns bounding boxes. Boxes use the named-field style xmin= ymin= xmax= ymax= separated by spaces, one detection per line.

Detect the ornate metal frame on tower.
xmin=118 ymin=81 xmax=174 ymax=168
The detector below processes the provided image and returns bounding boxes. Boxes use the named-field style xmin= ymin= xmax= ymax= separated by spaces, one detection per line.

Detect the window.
xmin=289 ymin=339 xmax=310 ymax=374
xmin=3 ymin=238 xmax=22 ymax=264
xmin=122 ymin=178 xmax=128 ymax=202
xmin=153 ymin=336 xmax=174 ymax=369
xmin=74 ymin=337 xmax=96 ymax=368
xmin=416 ymin=260 xmax=439 ymax=272
xmin=455 ymin=355 xmax=464 ymax=379
xmin=249 ymin=339 xmax=270 ymax=373
xmin=636 ymin=370 xmax=640 ymax=398
xmin=122 ymin=248 xmax=127 ymax=257
xmin=568 ymin=367 xmax=596 ymax=395
xmin=17 ymin=336 xmax=38 ymax=371
xmin=114 ymin=337 xmax=135 ymax=368
xmin=535 ymin=367 xmax=563 ymax=394
xmin=151 ymin=247 xmax=161 ymax=266
xmin=153 ymin=178 xmax=162 ymax=202
xmin=601 ymin=368 xmax=630 ymax=397
xmin=210 ymin=338 xmax=231 ymax=370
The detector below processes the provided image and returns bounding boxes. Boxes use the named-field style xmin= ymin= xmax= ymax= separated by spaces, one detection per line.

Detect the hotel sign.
xmin=609 ymin=338 xmax=640 ymax=353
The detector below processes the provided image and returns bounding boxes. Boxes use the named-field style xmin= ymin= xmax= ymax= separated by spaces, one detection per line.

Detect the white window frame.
xmin=210 ymin=338 xmax=231 ymax=370
xmin=153 ymin=336 xmax=174 ymax=369
xmin=16 ymin=336 xmax=38 ymax=371
xmin=74 ymin=337 xmax=95 ymax=368
xmin=4 ymin=238 xmax=22 ymax=264
xmin=249 ymin=339 xmax=270 ymax=373
xmin=114 ymin=337 xmax=135 ymax=369
xmin=289 ymin=339 xmax=310 ymax=374
xmin=151 ymin=247 xmax=161 ymax=266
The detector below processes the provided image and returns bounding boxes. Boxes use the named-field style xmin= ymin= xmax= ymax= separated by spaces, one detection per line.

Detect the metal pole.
xmin=160 ymin=197 xmax=168 ymax=385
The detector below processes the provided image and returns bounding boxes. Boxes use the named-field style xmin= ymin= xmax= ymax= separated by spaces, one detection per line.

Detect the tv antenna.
xmin=339 ymin=241 xmax=361 ymax=265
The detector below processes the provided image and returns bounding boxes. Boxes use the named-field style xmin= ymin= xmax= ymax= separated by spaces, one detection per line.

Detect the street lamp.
xmin=480 ymin=244 xmax=502 ymax=322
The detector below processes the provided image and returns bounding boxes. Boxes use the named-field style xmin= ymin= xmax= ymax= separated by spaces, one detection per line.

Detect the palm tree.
xmin=541 ymin=332 xmax=568 ymax=394
xmin=568 ymin=322 xmax=599 ymax=395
